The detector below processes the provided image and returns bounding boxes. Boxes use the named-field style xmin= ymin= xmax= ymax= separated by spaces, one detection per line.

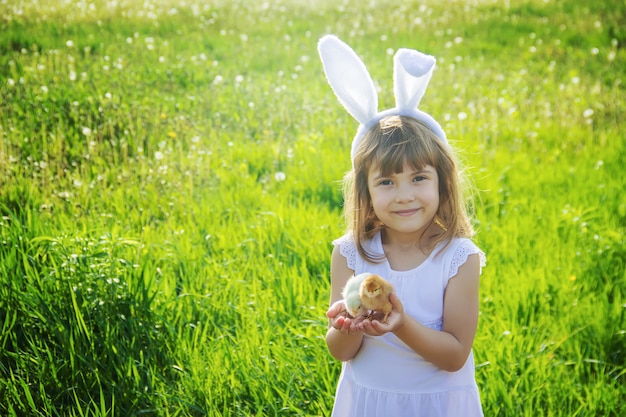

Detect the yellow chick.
xmin=359 ymin=274 xmax=394 ymax=323
xmin=341 ymin=273 xmax=370 ymax=318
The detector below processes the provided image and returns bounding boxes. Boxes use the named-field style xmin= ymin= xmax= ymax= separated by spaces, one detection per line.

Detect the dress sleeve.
xmin=448 ymin=239 xmax=486 ymax=280
xmin=332 ymin=233 xmax=357 ymax=271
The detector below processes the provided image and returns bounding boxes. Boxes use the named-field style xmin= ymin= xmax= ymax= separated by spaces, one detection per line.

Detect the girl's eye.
xmin=379 ymin=179 xmax=393 ymax=186
xmin=413 ymin=176 xmax=426 ymax=182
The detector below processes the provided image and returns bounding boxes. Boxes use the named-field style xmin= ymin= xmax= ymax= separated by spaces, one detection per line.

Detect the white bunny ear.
xmin=318 ymin=35 xmax=378 ymax=125
xmin=394 ymin=48 xmax=436 ymax=112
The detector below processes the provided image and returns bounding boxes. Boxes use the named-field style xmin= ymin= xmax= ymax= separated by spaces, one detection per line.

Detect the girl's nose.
xmin=395 ymin=184 xmax=416 ymax=203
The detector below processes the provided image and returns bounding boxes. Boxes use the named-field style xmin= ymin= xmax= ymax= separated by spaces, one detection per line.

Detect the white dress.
xmin=331 ymin=231 xmax=486 ymax=417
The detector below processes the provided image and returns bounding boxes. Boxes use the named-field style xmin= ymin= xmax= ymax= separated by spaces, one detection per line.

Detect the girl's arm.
xmin=359 ymin=253 xmax=481 ymax=372
xmin=325 ymin=245 xmax=364 ymax=362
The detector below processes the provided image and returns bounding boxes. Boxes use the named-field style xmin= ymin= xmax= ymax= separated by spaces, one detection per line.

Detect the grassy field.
xmin=0 ymin=0 xmax=624 ymax=415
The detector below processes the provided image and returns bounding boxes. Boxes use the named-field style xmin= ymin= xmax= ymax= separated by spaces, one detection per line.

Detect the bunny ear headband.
xmin=318 ymin=34 xmax=447 ymax=163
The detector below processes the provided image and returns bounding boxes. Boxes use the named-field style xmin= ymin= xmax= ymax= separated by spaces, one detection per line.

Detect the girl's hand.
xmin=326 ymin=300 xmax=365 ymax=335
xmin=358 ymin=293 xmax=405 ymax=336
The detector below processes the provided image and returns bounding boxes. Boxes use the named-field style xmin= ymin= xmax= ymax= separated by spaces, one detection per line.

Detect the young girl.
xmin=318 ymin=36 xmax=485 ymax=416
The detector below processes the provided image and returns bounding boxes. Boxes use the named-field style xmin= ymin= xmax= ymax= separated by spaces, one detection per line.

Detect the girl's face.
xmin=367 ymin=161 xmax=439 ymax=237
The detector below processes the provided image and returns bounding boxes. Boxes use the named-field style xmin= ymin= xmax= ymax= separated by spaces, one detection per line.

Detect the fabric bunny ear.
xmin=318 ymin=35 xmax=448 ymax=163
xmin=393 ymin=48 xmax=435 ymax=113
xmin=394 ymin=48 xmax=448 ymax=144
xmin=318 ymin=35 xmax=378 ymax=125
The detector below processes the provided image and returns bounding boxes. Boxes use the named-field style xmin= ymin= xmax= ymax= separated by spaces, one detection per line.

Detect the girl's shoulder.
xmin=438 ymin=237 xmax=486 ymax=280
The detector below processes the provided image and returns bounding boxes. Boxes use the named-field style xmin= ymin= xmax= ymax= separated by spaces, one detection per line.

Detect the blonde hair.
xmin=343 ymin=115 xmax=474 ymax=263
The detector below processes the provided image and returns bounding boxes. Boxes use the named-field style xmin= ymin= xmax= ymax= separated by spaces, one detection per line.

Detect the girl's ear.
xmin=318 ymin=35 xmax=378 ymax=126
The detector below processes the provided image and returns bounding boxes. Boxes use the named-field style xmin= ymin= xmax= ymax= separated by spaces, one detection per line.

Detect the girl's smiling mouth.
xmin=393 ymin=208 xmax=420 ymax=216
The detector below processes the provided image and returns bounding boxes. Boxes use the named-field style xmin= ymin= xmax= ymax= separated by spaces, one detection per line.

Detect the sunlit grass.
xmin=1 ymin=0 xmax=625 ymax=415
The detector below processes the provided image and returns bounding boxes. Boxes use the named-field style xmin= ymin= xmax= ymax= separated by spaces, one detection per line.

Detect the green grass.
xmin=0 ymin=0 xmax=624 ymax=415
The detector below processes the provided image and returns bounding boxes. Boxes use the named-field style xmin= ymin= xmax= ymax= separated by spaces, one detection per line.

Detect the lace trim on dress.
xmin=448 ymin=240 xmax=486 ymax=279
xmin=335 ymin=234 xmax=357 ymax=271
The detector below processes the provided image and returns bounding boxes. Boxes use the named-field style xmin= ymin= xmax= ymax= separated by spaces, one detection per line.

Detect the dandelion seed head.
xmin=274 ymin=172 xmax=286 ymax=181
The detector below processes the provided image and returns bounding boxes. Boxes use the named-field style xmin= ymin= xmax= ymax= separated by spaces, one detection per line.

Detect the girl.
xmin=318 ymin=35 xmax=485 ymax=416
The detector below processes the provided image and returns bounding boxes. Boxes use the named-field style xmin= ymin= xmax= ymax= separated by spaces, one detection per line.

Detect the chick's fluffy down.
xmin=341 ymin=273 xmax=394 ymax=322
xmin=359 ymin=274 xmax=394 ymax=323
xmin=341 ymin=273 xmax=370 ymax=318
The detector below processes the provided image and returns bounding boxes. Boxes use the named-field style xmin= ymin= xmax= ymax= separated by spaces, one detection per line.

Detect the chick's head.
xmin=361 ymin=274 xmax=385 ymax=298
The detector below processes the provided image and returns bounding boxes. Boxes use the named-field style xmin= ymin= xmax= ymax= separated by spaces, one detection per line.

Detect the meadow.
xmin=0 ymin=0 xmax=624 ymax=415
